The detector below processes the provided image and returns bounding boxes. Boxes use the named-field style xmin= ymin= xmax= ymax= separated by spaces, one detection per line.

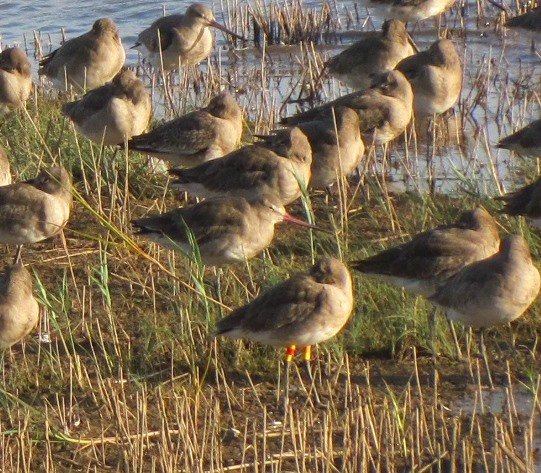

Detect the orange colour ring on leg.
xmin=285 ymin=345 xmax=297 ymax=362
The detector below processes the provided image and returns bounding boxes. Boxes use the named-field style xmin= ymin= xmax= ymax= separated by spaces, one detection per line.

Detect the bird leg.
xmin=282 ymin=345 xmax=296 ymax=413
xmin=479 ymin=328 xmax=494 ymax=389
xmin=428 ymin=307 xmax=437 ymax=364
xmin=465 ymin=328 xmax=475 ymax=382
xmin=303 ymin=346 xmax=328 ymax=408
xmin=447 ymin=319 xmax=464 ymax=360
xmin=13 ymin=245 xmax=23 ymax=265
xmin=214 ymin=267 xmax=224 ymax=311
xmin=406 ymin=31 xmax=420 ymax=53
xmin=427 ymin=113 xmax=437 ymax=196
xmin=427 ymin=307 xmax=439 ymax=388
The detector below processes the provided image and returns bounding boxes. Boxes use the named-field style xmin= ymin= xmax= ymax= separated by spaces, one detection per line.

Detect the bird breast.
xmin=75 ymin=97 xmax=146 ymax=145
xmin=215 ymin=116 xmax=242 ymax=155
xmin=63 ymin=39 xmax=125 ymax=92
xmin=150 ymin=26 xmax=213 ymax=70
xmin=0 ymin=69 xmax=31 ymax=112
xmin=41 ymin=193 xmax=71 ymax=237
xmin=0 ymin=295 xmax=39 ymax=350
xmin=174 ymin=26 xmax=214 ymax=65
xmin=442 ymin=260 xmax=540 ymax=328
xmin=276 ymin=158 xmax=310 ymax=204
xmin=197 ymin=225 xmax=273 ymax=266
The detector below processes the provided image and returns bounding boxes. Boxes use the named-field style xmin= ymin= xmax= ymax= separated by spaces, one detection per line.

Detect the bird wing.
xmin=215 ymin=274 xmax=324 ymax=335
xmin=39 ymin=47 xmax=61 ymax=71
xmin=128 ymin=111 xmax=218 ymax=155
xmin=180 ymin=199 xmax=251 ymax=247
xmin=497 ymin=177 xmax=541 ymax=218
xmin=497 ymin=121 xmax=541 ymax=150
xmin=39 ymin=31 xmax=95 ymax=75
xmin=347 ymin=93 xmax=389 ymax=134
xmin=326 ymin=37 xmax=388 ymax=74
xmin=0 ymin=185 xmax=44 ymax=232
xmin=136 ymin=15 xmax=184 ymax=52
xmin=133 ymin=198 xmax=249 ymax=247
xmin=381 ymin=0 xmax=433 ymax=6
xmin=172 ymin=146 xmax=281 ymax=190
xmin=282 ymin=90 xmax=375 ymax=129
xmin=61 ymin=84 xmax=114 ymax=122
xmin=298 ymin=121 xmax=338 ymax=149
xmin=353 ymin=226 xmax=486 ymax=281
xmin=506 ymin=8 xmax=541 ymax=30
xmin=526 ymin=181 xmax=541 ymax=217
xmin=428 ymin=257 xmax=501 ymax=311
xmin=281 ymin=106 xmax=330 ymax=126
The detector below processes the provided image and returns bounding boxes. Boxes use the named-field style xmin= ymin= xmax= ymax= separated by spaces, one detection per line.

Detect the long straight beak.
xmin=282 ymin=212 xmax=323 ymax=232
xmin=208 ymin=20 xmax=247 ymax=41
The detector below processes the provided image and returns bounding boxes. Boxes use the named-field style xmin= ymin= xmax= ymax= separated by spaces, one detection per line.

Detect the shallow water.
xmin=0 ymin=0 xmax=169 ymax=57
xmin=452 ymin=384 xmax=541 ymax=470
xmin=0 ymin=1 xmax=540 ymax=193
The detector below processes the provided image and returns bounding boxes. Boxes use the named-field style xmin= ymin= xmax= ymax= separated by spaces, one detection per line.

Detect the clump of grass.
xmin=227 ymin=0 xmax=343 ymax=47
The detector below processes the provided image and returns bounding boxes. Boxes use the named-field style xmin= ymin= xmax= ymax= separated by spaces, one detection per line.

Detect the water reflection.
xmin=452 ymin=384 xmax=541 ymax=470
xmin=0 ymin=0 xmax=539 ymax=194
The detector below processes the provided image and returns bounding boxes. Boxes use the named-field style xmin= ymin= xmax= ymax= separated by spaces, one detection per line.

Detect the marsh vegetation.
xmin=0 ymin=0 xmax=540 ymax=471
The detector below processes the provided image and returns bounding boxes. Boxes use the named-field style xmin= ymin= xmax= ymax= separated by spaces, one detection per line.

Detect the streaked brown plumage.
xmin=0 ymin=260 xmax=39 ymax=350
xmin=133 ymin=3 xmax=244 ymax=71
xmin=326 ymin=20 xmax=414 ymax=90
xmin=127 ymin=91 xmax=243 ymax=168
xmin=0 ymin=47 xmax=32 ymax=114
xmin=283 ymin=70 xmax=413 ymax=146
xmin=132 ymin=194 xmax=317 ymax=266
xmin=62 ymin=68 xmax=151 ymax=146
xmin=396 ymin=39 xmax=462 ymax=117
xmin=39 ymin=18 xmax=125 ymax=92
xmin=170 ymin=127 xmax=312 ymax=204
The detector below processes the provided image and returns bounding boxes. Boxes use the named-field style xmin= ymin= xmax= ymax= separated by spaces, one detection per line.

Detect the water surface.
xmin=1 ymin=0 xmax=540 ymax=193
